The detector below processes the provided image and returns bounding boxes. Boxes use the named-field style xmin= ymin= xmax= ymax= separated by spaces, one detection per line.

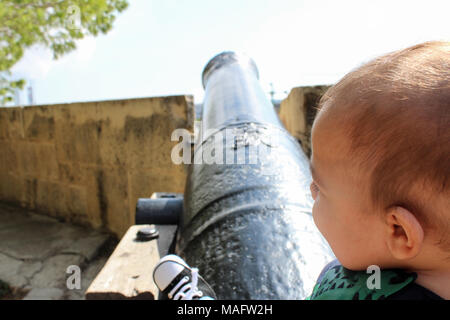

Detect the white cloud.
xmin=11 ymin=47 xmax=53 ymax=80
xmin=242 ymin=0 xmax=450 ymax=94
xmin=11 ymin=36 xmax=96 ymax=80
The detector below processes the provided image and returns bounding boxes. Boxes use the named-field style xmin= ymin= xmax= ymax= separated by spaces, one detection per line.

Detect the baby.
xmin=308 ymin=41 xmax=449 ymax=299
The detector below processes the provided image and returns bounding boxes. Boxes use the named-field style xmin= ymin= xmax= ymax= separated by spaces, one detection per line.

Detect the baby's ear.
xmin=384 ymin=206 xmax=424 ymax=261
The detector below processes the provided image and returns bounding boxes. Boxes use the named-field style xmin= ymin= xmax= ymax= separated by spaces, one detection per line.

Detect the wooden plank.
xmin=85 ymin=224 xmax=160 ymax=299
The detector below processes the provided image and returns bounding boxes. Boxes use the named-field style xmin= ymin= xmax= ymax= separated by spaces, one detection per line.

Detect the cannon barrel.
xmin=174 ymin=52 xmax=334 ymax=299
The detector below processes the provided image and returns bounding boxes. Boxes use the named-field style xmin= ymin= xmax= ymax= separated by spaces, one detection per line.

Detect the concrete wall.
xmin=0 ymin=96 xmax=194 ymax=237
xmin=278 ymin=86 xmax=330 ymax=158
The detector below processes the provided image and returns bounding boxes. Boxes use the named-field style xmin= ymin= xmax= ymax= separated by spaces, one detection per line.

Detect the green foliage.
xmin=0 ymin=0 xmax=129 ymax=105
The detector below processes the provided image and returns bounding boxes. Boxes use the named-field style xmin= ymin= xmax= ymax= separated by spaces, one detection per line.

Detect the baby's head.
xmin=310 ymin=41 xmax=450 ymax=271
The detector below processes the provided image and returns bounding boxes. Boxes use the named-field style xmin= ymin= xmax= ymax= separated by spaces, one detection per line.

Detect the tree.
xmin=0 ymin=0 xmax=129 ymax=105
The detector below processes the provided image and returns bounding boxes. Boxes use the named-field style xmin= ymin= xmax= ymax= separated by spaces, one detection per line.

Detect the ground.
xmin=0 ymin=202 xmax=117 ymax=300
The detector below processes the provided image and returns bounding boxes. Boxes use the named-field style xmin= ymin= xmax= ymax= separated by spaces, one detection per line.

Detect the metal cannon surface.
xmin=136 ymin=52 xmax=334 ymax=299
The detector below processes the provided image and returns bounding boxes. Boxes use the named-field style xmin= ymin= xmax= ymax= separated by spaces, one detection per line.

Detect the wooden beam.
xmin=85 ymin=225 xmax=160 ymax=299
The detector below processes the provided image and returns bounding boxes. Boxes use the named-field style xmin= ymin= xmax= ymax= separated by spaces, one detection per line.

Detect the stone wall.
xmin=278 ymin=86 xmax=330 ymax=157
xmin=0 ymin=96 xmax=194 ymax=237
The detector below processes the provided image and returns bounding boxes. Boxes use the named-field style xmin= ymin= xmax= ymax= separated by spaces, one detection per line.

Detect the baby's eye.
xmin=310 ymin=181 xmax=319 ymax=199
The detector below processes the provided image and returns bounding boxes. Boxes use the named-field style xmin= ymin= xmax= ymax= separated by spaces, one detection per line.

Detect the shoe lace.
xmin=168 ymin=268 xmax=203 ymax=300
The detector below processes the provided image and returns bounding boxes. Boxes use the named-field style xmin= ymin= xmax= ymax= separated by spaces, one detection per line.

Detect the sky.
xmin=10 ymin=0 xmax=450 ymax=106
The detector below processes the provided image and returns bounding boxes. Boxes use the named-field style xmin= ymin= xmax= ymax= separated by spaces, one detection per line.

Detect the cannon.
xmin=136 ymin=52 xmax=334 ymax=299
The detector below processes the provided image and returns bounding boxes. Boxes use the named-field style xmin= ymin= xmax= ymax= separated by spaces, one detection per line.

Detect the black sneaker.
xmin=153 ymin=254 xmax=217 ymax=300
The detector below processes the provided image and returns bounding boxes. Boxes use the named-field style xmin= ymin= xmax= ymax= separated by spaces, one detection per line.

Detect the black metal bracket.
xmin=135 ymin=192 xmax=183 ymax=225
xmin=135 ymin=192 xmax=183 ymax=257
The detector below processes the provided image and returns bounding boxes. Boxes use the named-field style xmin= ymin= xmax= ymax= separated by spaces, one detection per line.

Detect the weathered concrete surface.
xmin=278 ymin=86 xmax=330 ymax=157
xmin=0 ymin=202 xmax=116 ymax=300
xmin=0 ymin=96 xmax=194 ymax=237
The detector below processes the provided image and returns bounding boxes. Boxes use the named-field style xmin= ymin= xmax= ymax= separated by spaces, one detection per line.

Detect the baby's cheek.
xmin=312 ymin=197 xmax=334 ymax=240
xmin=311 ymin=198 xmax=322 ymax=230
